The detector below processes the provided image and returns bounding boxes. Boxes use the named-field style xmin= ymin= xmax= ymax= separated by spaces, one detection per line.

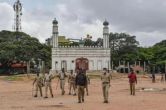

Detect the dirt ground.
xmin=0 ymin=74 xmax=166 ymax=110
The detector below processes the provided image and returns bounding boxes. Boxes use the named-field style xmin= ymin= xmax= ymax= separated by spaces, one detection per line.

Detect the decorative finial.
xmin=53 ymin=18 xmax=58 ymax=24
xmin=103 ymin=19 xmax=109 ymax=26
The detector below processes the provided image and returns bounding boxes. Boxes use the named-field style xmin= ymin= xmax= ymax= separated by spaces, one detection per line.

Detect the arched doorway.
xmin=76 ymin=58 xmax=89 ymax=70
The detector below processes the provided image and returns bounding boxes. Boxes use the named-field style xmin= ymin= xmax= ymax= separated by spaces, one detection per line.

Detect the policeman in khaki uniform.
xmin=68 ymin=70 xmax=76 ymax=95
xmin=58 ymin=68 xmax=67 ymax=95
xmin=44 ymin=70 xmax=54 ymax=98
xmin=33 ymin=73 xmax=44 ymax=97
xmin=101 ymin=68 xmax=111 ymax=103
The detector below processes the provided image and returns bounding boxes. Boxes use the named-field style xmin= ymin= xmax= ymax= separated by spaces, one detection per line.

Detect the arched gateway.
xmin=76 ymin=58 xmax=89 ymax=70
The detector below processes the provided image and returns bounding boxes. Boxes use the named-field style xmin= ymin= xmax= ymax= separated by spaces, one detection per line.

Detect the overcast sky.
xmin=0 ymin=0 xmax=166 ymax=47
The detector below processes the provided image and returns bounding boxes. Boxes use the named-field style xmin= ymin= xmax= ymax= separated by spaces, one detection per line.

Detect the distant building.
xmin=51 ymin=18 xmax=110 ymax=71
xmin=58 ymin=36 xmax=70 ymax=46
xmin=45 ymin=36 xmax=72 ymax=46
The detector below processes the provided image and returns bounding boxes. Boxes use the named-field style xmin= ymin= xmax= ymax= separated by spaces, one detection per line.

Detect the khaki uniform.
xmin=59 ymin=72 xmax=67 ymax=95
xmin=68 ymin=73 xmax=76 ymax=95
xmin=130 ymin=83 xmax=135 ymax=95
xmin=44 ymin=73 xmax=53 ymax=98
xmin=33 ymin=75 xmax=44 ymax=97
xmin=101 ymin=73 xmax=110 ymax=103
xmin=85 ymin=75 xmax=90 ymax=95
xmin=78 ymin=86 xmax=85 ymax=101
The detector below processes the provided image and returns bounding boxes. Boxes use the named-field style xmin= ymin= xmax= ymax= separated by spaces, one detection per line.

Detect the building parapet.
xmin=57 ymin=46 xmax=103 ymax=48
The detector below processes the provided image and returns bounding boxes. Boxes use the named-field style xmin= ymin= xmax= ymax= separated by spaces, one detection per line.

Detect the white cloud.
xmin=0 ymin=2 xmax=13 ymax=31
xmin=0 ymin=0 xmax=166 ymax=47
xmin=133 ymin=31 xmax=166 ymax=47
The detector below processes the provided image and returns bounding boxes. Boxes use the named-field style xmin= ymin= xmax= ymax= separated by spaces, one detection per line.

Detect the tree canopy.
xmin=0 ymin=30 xmax=165 ymax=73
xmin=0 ymin=30 xmax=51 ymax=71
xmin=109 ymin=33 xmax=139 ymax=66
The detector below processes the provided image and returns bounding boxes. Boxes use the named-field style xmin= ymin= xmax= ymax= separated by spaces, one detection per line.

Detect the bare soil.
xmin=0 ymin=74 xmax=166 ymax=110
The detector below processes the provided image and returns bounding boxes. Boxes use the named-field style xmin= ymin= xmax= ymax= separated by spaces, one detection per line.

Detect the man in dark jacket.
xmin=75 ymin=69 xmax=87 ymax=103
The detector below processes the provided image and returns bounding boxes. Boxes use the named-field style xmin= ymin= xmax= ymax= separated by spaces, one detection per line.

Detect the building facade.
xmin=51 ymin=18 xmax=110 ymax=71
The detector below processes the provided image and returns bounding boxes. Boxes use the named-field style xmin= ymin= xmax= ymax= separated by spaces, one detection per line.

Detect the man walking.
xmin=68 ymin=70 xmax=76 ymax=95
xmin=75 ymin=69 xmax=87 ymax=103
xmin=101 ymin=68 xmax=111 ymax=103
xmin=33 ymin=73 xmax=44 ymax=97
xmin=128 ymin=69 xmax=137 ymax=96
xmin=44 ymin=70 xmax=54 ymax=98
xmin=58 ymin=68 xmax=67 ymax=95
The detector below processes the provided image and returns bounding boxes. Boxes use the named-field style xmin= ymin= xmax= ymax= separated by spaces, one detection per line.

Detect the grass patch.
xmin=2 ymin=74 xmax=33 ymax=81
xmin=3 ymin=75 xmax=23 ymax=81
xmin=88 ymin=74 xmax=101 ymax=79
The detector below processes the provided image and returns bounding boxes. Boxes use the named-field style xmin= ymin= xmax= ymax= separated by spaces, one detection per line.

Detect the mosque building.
xmin=51 ymin=18 xmax=110 ymax=71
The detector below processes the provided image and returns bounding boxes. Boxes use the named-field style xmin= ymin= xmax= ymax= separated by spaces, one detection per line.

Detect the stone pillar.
xmin=119 ymin=60 xmax=121 ymax=66
xmin=165 ymin=62 xmax=166 ymax=73
xmin=144 ymin=61 xmax=146 ymax=72
xmin=94 ymin=59 xmax=97 ymax=70
xmin=107 ymin=60 xmax=109 ymax=70
xmin=41 ymin=61 xmax=45 ymax=75
xmin=39 ymin=60 xmax=42 ymax=73
xmin=111 ymin=61 xmax=113 ymax=70
xmin=123 ymin=61 xmax=125 ymax=73
xmin=27 ymin=61 xmax=30 ymax=74
xmin=127 ymin=62 xmax=130 ymax=73
xmin=138 ymin=61 xmax=141 ymax=67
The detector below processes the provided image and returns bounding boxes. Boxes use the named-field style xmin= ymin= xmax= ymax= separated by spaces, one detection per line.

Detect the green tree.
xmin=0 ymin=30 xmax=51 ymax=74
xmin=109 ymin=33 xmax=139 ymax=67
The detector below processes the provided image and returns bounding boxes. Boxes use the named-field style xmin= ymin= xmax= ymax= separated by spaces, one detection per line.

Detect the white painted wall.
xmin=51 ymin=47 xmax=110 ymax=71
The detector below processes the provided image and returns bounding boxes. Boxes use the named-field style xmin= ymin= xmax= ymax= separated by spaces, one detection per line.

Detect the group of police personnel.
xmin=32 ymin=66 xmax=166 ymax=104
xmin=33 ymin=68 xmax=137 ymax=103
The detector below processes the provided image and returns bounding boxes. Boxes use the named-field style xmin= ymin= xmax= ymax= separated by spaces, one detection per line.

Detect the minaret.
xmin=13 ymin=0 xmax=22 ymax=32
xmin=52 ymin=18 xmax=59 ymax=48
xmin=103 ymin=20 xmax=109 ymax=48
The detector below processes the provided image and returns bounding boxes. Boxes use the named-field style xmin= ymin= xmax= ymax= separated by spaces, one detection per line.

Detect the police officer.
xmin=44 ymin=70 xmax=54 ymax=98
xmin=58 ymin=68 xmax=67 ymax=95
xmin=101 ymin=68 xmax=111 ymax=103
xmin=33 ymin=73 xmax=44 ymax=97
xmin=68 ymin=70 xmax=76 ymax=95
